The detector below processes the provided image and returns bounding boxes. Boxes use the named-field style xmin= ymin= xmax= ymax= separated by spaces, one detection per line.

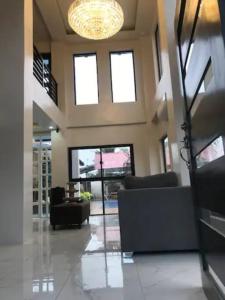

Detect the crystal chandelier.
xmin=68 ymin=0 xmax=124 ymax=40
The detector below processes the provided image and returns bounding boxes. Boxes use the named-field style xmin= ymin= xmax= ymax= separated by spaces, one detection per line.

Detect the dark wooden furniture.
xmin=50 ymin=187 xmax=90 ymax=230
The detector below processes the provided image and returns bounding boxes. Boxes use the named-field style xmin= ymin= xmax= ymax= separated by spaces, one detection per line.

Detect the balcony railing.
xmin=33 ymin=46 xmax=58 ymax=106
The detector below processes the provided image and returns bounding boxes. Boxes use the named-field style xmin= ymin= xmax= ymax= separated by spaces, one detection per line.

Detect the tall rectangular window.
xmin=73 ymin=53 xmax=98 ymax=105
xmin=110 ymin=51 xmax=136 ymax=103
xmin=161 ymin=136 xmax=171 ymax=172
xmin=155 ymin=24 xmax=163 ymax=81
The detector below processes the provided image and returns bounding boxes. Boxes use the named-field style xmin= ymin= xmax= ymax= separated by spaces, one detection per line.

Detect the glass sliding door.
xmin=80 ymin=181 xmax=103 ymax=215
xmin=33 ymin=146 xmax=39 ymax=216
xmin=103 ymin=180 xmax=124 ymax=215
xmin=68 ymin=144 xmax=135 ymax=215
xmin=71 ymin=148 xmax=101 ymax=179
xmin=101 ymin=146 xmax=132 ymax=177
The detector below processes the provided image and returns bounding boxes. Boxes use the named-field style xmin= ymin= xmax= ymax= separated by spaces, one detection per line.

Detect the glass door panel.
xmin=33 ymin=177 xmax=38 ymax=189
xmin=80 ymin=181 xmax=103 ymax=215
xmin=33 ymin=137 xmax=52 ymax=218
xmin=103 ymin=180 xmax=123 ymax=215
xmin=71 ymin=148 xmax=101 ymax=179
xmin=42 ymin=190 xmax=47 ymax=216
xmin=101 ymin=146 xmax=132 ymax=177
xmin=33 ymin=190 xmax=39 ymax=216
xmin=68 ymin=144 xmax=135 ymax=216
xmin=42 ymin=162 xmax=47 ymax=174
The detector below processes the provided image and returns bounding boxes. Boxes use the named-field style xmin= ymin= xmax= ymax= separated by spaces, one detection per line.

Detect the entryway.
xmin=68 ymin=144 xmax=135 ymax=215
xmin=33 ymin=103 xmax=57 ymax=218
xmin=33 ymin=135 xmax=52 ymax=218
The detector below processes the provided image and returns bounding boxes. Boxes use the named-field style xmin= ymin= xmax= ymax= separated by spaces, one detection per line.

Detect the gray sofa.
xmin=118 ymin=173 xmax=198 ymax=253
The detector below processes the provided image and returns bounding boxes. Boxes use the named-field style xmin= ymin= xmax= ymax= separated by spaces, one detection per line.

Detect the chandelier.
xmin=68 ymin=0 xmax=124 ymax=40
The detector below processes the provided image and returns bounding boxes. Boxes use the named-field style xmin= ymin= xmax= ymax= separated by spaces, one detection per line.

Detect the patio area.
xmin=90 ymin=199 xmax=118 ymax=215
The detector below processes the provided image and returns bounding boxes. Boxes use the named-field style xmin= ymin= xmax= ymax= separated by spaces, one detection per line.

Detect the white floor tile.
xmin=0 ymin=216 xmax=207 ymax=300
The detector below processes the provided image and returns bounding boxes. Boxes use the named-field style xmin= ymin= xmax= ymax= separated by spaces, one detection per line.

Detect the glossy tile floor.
xmin=0 ymin=216 xmax=207 ymax=300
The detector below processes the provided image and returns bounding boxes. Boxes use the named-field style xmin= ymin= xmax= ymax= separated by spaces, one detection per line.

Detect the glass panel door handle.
xmin=180 ymin=144 xmax=190 ymax=169
xmin=180 ymin=122 xmax=191 ymax=168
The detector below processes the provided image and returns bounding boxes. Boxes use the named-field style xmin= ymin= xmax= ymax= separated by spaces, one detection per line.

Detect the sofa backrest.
xmin=50 ymin=187 xmax=65 ymax=205
xmin=124 ymin=172 xmax=178 ymax=189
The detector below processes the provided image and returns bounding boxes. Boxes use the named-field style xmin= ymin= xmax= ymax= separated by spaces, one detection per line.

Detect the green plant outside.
xmin=80 ymin=192 xmax=92 ymax=201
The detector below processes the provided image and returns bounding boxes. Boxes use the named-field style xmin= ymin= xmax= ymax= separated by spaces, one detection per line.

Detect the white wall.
xmin=139 ymin=0 xmax=190 ymax=184
xmin=33 ymin=77 xmax=65 ymax=130
xmin=140 ymin=35 xmax=163 ymax=175
xmin=50 ymin=2 xmax=190 ymax=186
xmin=50 ymin=38 xmax=152 ymax=186
xmin=51 ymin=39 xmax=147 ymax=127
xmin=33 ymin=1 xmax=51 ymax=53
xmin=0 ymin=0 xmax=33 ymax=244
xmin=52 ymin=124 xmax=149 ymax=187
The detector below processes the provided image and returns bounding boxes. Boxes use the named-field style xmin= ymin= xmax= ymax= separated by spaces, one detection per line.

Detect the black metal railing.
xmin=33 ymin=46 xmax=58 ymax=106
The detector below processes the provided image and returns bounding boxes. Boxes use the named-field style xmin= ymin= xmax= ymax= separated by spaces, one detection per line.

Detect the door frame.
xmin=176 ymin=1 xmax=225 ymax=299
xmin=68 ymin=144 xmax=135 ymax=216
xmin=33 ymin=136 xmax=52 ymax=218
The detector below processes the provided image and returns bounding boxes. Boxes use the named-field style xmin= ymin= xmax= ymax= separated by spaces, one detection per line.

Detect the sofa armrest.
xmin=118 ymin=186 xmax=198 ymax=252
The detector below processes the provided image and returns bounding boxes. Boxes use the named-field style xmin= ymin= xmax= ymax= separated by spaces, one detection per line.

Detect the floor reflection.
xmin=0 ymin=216 xmax=206 ymax=300
xmin=81 ymin=253 xmax=123 ymax=290
xmin=85 ymin=215 xmax=120 ymax=252
xmin=82 ymin=216 xmax=123 ymax=290
xmin=32 ymin=276 xmax=54 ymax=293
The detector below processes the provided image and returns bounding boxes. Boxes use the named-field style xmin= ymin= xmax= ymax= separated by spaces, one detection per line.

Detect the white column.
xmin=0 ymin=0 xmax=33 ymax=244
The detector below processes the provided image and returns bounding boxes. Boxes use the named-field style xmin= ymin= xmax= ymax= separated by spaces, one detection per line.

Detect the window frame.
xmin=109 ymin=50 xmax=137 ymax=103
xmin=154 ymin=24 xmax=163 ymax=82
xmin=68 ymin=144 xmax=135 ymax=182
xmin=73 ymin=52 xmax=99 ymax=106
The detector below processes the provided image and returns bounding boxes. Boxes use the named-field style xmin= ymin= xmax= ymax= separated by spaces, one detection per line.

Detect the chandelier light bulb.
xmin=68 ymin=0 xmax=124 ymax=40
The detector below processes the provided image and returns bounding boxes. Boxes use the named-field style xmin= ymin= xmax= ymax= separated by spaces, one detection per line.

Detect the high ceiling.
xmin=35 ymin=0 xmax=157 ymax=43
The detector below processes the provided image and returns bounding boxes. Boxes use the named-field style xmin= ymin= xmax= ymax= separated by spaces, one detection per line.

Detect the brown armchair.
xmin=50 ymin=187 xmax=90 ymax=230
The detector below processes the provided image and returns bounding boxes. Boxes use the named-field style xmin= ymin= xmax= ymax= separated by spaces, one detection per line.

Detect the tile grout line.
xmin=134 ymin=258 xmax=148 ymax=300
xmin=54 ymin=271 xmax=72 ymax=300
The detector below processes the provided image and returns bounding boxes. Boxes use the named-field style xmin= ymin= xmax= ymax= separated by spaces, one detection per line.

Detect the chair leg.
xmin=87 ymin=217 xmax=89 ymax=224
xmin=52 ymin=225 xmax=56 ymax=230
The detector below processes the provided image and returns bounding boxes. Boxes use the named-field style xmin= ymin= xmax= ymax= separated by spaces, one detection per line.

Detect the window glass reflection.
xmin=71 ymin=149 xmax=101 ymax=179
xmin=101 ymin=147 xmax=132 ymax=177
xmin=162 ymin=136 xmax=171 ymax=172
xmin=201 ymin=209 xmax=225 ymax=234
xmin=196 ymin=136 xmax=225 ymax=168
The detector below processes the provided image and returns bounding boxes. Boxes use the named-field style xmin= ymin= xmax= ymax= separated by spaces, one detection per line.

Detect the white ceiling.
xmin=35 ymin=0 xmax=157 ymax=43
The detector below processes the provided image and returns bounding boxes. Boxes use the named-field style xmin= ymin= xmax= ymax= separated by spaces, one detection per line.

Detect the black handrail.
xmin=33 ymin=46 xmax=58 ymax=106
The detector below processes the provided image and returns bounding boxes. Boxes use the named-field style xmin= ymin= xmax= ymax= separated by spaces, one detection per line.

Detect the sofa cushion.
xmin=124 ymin=172 xmax=178 ymax=189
